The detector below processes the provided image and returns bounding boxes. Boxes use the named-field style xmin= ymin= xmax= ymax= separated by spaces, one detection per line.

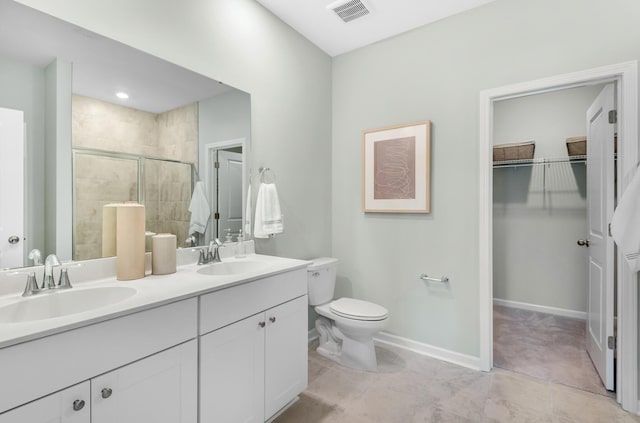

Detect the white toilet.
xmin=307 ymin=257 xmax=389 ymax=371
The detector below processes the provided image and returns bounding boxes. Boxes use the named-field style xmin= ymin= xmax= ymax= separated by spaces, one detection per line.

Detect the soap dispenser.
xmin=235 ymin=230 xmax=245 ymax=258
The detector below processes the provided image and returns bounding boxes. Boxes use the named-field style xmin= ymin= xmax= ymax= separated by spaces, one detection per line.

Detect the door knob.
xmin=577 ymin=239 xmax=590 ymax=247
xmin=7 ymin=236 xmax=19 ymax=244
xmin=72 ymin=399 xmax=85 ymax=411
xmin=258 ymin=321 xmax=266 ymax=328
xmin=269 ymin=316 xmax=276 ymax=323
xmin=101 ymin=388 xmax=113 ymax=399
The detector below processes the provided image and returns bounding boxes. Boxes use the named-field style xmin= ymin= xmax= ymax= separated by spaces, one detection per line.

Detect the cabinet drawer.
xmin=0 ymin=298 xmax=197 ymax=413
xmin=0 ymin=381 xmax=89 ymax=423
xmin=200 ymin=268 xmax=307 ymax=335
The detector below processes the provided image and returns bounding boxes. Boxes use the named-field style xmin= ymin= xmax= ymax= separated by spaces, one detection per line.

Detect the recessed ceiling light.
xmin=116 ymin=92 xmax=129 ymax=99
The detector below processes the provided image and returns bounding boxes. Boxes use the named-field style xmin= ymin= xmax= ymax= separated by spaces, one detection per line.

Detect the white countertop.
xmin=0 ymin=253 xmax=309 ymax=349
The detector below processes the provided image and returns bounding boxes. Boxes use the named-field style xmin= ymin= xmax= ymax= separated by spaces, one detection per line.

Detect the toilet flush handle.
xmin=312 ymin=271 xmax=320 ymax=277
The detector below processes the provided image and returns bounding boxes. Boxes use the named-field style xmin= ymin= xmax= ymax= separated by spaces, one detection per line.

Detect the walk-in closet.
xmin=492 ymin=84 xmax=615 ymax=397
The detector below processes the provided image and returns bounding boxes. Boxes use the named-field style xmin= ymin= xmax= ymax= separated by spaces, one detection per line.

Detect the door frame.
xmin=478 ymin=61 xmax=638 ymax=412
xmin=203 ymin=138 xmax=247 ymax=242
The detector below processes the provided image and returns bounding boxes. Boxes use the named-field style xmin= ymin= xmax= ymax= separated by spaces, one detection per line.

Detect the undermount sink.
xmin=197 ymin=260 xmax=269 ymax=276
xmin=0 ymin=286 xmax=137 ymax=324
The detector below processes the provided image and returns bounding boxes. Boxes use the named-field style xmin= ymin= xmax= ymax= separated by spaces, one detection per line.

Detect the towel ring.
xmin=259 ymin=167 xmax=276 ymax=183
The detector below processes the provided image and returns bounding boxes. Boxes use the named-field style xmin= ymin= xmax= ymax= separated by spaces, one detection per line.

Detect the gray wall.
xmin=16 ymin=0 xmax=333 ymax=261
xmin=332 ymin=0 xmax=640 ymax=357
xmin=198 ymin=90 xmax=252 ymax=242
xmin=493 ymin=86 xmax=603 ymax=313
xmin=0 ymin=56 xmax=45 ymax=262
xmin=44 ymin=58 xmax=72 ymax=261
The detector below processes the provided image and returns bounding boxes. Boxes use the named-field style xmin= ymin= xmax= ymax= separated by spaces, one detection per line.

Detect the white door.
xmin=91 ymin=340 xmax=197 ymax=423
xmin=0 ymin=108 xmax=24 ymax=269
xmin=217 ymin=150 xmax=243 ymax=236
xmin=264 ymin=295 xmax=308 ymax=419
xmin=200 ymin=312 xmax=265 ymax=423
xmin=585 ymin=84 xmax=616 ymax=391
xmin=0 ymin=381 xmax=90 ymax=423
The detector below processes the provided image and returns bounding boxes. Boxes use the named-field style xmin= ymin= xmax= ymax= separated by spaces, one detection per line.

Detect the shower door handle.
xmin=577 ymin=239 xmax=590 ymax=247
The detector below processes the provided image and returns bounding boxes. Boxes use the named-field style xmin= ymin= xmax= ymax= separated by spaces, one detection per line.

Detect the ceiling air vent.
xmin=328 ymin=0 xmax=371 ymax=23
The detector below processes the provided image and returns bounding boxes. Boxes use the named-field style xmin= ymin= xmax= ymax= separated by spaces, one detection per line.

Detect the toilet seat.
xmin=329 ymin=298 xmax=388 ymax=321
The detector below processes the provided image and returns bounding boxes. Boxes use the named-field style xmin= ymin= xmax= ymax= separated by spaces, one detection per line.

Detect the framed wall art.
xmin=362 ymin=120 xmax=431 ymax=213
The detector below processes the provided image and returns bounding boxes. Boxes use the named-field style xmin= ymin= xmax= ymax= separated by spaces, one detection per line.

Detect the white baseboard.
xmin=308 ymin=328 xmax=319 ymax=343
xmin=493 ymin=298 xmax=587 ymax=320
xmin=375 ymin=332 xmax=481 ymax=371
xmin=308 ymin=329 xmax=481 ymax=371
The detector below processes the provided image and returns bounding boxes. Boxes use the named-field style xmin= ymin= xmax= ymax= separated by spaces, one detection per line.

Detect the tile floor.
xmin=274 ymin=340 xmax=639 ymax=423
xmin=493 ymin=304 xmax=609 ymax=396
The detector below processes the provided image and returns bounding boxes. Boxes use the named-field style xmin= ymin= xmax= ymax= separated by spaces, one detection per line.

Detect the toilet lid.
xmin=330 ymin=298 xmax=388 ymax=321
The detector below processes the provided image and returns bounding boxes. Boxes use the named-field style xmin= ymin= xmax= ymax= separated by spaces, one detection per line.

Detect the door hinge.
xmin=608 ymin=223 xmax=612 ymax=237
xmin=607 ymin=336 xmax=616 ymax=350
xmin=608 ymin=110 xmax=617 ymax=124
xmin=214 ymin=161 xmax=220 ymax=169
xmin=214 ymin=212 xmax=220 ymax=220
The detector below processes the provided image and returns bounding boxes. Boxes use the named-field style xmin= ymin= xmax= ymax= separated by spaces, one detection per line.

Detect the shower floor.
xmin=493 ymin=304 xmax=613 ymax=397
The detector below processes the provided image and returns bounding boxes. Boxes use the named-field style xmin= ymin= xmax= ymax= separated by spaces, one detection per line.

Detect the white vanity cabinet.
xmin=200 ymin=312 xmax=266 ymax=423
xmin=264 ymin=296 xmax=309 ymax=418
xmin=0 ymin=341 xmax=197 ymax=423
xmin=91 ymin=340 xmax=197 ymax=423
xmin=0 ymin=258 xmax=309 ymax=423
xmin=199 ymin=268 xmax=308 ymax=423
xmin=0 ymin=298 xmax=198 ymax=419
xmin=0 ymin=382 xmax=90 ymax=423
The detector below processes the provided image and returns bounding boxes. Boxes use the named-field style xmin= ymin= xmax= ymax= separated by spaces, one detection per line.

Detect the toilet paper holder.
xmin=420 ymin=273 xmax=449 ymax=284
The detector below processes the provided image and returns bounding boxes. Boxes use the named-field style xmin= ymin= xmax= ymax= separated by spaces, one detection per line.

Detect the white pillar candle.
xmin=152 ymin=233 xmax=177 ymax=275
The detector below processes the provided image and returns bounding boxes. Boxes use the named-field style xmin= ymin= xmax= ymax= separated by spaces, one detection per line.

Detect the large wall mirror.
xmin=0 ymin=0 xmax=251 ymax=269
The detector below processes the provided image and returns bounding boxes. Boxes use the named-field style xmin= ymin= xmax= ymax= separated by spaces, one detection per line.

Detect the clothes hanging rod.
xmin=493 ymin=155 xmax=587 ymax=169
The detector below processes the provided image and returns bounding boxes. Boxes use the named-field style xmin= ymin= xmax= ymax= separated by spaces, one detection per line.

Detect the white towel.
xmin=245 ymin=184 xmax=252 ymax=236
xmin=254 ymin=183 xmax=283 ymax=238
xmin=611 ymin=168 xmax=640 ymax=272
xmin=188 ymin=181 xmax=211 ymax=235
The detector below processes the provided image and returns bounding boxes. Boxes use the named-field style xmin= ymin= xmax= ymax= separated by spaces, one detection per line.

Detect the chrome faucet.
xmin=194 ymin=238 xmax=225 ymax=265
xmin=42 ymin=254 xmax=61 ymax=289
xmin=28 ymin=249 xmax=42 ymax=266
xmin=209 ymin=238 xmax=224 ymax=263
xmin=22 ymin=254 xmax=74 ymax=296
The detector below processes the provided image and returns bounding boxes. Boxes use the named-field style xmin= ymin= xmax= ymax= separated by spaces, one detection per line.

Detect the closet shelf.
xmin=493 ymin=155 xmax=587 ymax=169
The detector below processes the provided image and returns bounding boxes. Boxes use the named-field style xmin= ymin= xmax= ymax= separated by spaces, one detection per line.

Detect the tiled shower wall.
xmin=143 ymin=159 xmax=192 ymax=252
xmin=72 ymin=95 xmax=197 ymax=260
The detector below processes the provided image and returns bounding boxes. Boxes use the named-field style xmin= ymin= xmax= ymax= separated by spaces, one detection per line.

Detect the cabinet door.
xmin=200 ymin=312 xmax=265 ymax=423
xmin=91 ymin=340 xmax=197 ymax=423
xmin=264 ymin=295 xmax=308 ymax=419
xmin=0 ymin=381 xmax=89 ymax=423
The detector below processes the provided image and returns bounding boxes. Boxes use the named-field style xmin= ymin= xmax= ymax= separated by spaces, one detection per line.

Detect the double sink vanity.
xmin=0 ymin=242 xmax=309 ymax=423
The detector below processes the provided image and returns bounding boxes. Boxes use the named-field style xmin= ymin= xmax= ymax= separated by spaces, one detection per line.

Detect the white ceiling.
xmin=256 ymin=0 xmax=498 ymax=57
xmin=0 ymin=0 xmax=232 ymax=114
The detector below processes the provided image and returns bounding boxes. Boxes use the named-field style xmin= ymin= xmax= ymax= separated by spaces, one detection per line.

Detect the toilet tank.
xmin=307 ymin=257 xmax=338 ymax=306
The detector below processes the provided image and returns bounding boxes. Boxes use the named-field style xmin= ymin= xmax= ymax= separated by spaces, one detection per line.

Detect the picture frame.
xmin=362 ymin=120 xmax=431 ymax=213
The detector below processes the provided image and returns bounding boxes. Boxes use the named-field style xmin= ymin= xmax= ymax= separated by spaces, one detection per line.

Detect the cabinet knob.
xmin=258 ymin=321 xmax=266 ymax=328
xmin=269 ymin=316 xmax=276 ymax=323
xmin=101 ymin=388 xmax=113 ymax=399
xmin=72 ymin=399 xmax=85 ymax=411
